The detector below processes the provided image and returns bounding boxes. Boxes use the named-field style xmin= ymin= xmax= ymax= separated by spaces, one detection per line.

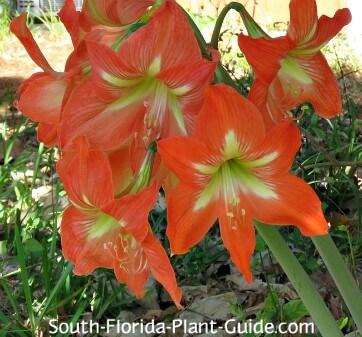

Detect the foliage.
xmin=0 ymin=0 xmax=11 ymax=47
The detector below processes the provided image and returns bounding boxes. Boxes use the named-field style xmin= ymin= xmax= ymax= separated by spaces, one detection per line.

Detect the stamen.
xmin=106 ymin=233 xmax=148 ymax=275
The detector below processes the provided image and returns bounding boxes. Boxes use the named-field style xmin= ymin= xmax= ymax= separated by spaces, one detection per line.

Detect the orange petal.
xmin=64 ymin=40 xmax=91 ymax=72
xmin=301 ymin=8 xmax=352 ymax=51
xmin=17 ymin=72 xmax=48 ymax=95
xmin=166 ymin=184 xmax=218 ymax=254
xmin=248 ymin=79 xmax=282 ymax=129
xmin=287 ymin=0 xmax=318 ymax=44
xmin=61 ymin=206 xmax=116 ymax=275
xmin=37 ymin=122 xmax=58 ymax=147
xmin=194 ymin=84 xmax=265 ymax=152
xmin=58 ymin=0 xmax=80 ymax=47
xmin=258 ymin=52 xmax=343 ymax=124
xmin=57 ymin=136 xmax=114 ymax=208
xmin=155 ymin=60 xmax=218 ymax=136
xmin=107 ymin=145 xmax=133 ymax=197
xmin=86 ymin=40 xmax=143 ymax=102
xmin=238 ymin=34 xmax=294 ymax=85
xmin=246 ymin=119 xmax=301 ymax=177
xmin=143 ymin=231 xmax=183 ymax=309
xmin=80 ymin=0 xmax=154 ymax=29
xmin=114 ymin=264 xmax=149 ymax=298
xmin=157 ymin=136 xmax=217 ymax=188
xmin=59 ymin=78 xmax=138 ymax=151
xmin=17 ymin=74 xmax=67 ymax=124
xmin=115 ymin=0 xmax=155 ymax=24
xmin=287 ymin=52 xmax=342 ymax=119
xmin=250 ymin=174 xmax=328 ymax=236
xmin=162 ymin=169 xmax=179 ymax=206
xmin=116 ymin=0 xmax=201 ymax=73
xmin=101 ymin=184 xmax=158 ymax=242
xmin=219 ymin=203 xmax=255 ymax=284
xmin=155 ymin=59 xmax=217 ymax=97
xmin=10 ymin=14 xmax=56 ymax=75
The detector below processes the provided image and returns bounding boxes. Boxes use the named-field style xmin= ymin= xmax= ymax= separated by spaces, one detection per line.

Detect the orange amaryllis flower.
xmin=10 ymin=12 xmax=88 ymax=146
xmin=79 ymin=0 xmax=156 ymax=46
xmin=59 ymin=0 xmax=155 ymax=47
xmin=238 ymin=0 xmax=351 ymax=129
xmin=59 ymin=0 xmax=218 ymax=151
xmin=158 ymin=84 xmax=328 ymax=283
xmin=57 ymin=137 xmax=182 ymax=306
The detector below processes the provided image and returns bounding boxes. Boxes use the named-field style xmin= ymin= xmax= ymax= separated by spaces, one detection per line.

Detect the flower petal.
xmin=257 ymin=51 xmax=343 ymax=125
xmin=299 ymin=53 xmax=342 ymax=118
xmin=17 ymin=74 xmax=67 ymax=124
xmin=57 ymin=136 xmax=114 ymax=208
xmin=154 ymin=59 xmax=218 ymax=136
xmin=116 ymin=0 xmax=201 ymax=73
xmin=219 ymin=202 xmax=255 ymax=284
xmin=287 ymin=0 xmax=318 ymax=44
xmin=194 ymin=84 xmax=265 ymax=154
xmin=248 ymin=79 xmax=282 ymax=130
xmin=59 ymin=78 xmax=140 ymax=151
xmin=110 ymin=0 xmax=155 ymax=25
xmin=64 ymin=40 xmax=91 ymax=72
xmin=300 ymin=8 xmax=352 ymax=51
xmin=143 ymin=231 xmax=183 ymax=309
xmin=154 ymin=59 xmax=217 ymax=96
xmin=58 ymin=0 xmax=80 ymax=47
xmin=245 ymin=119 xmax=301 ymax=177
xmin=166 ymin=184 xmax=218 ymax=254
xmin=107 ymin=145 xmax=133 ymax=197
xmin=37 ymin=122 xmax=58 ymax=147
xmin=80 ymin=0 xmax=154 ymax=29
xmin=238 ymin=34 xmax=294 ymax=85
xmin=86 ymin=40 xmax=143 ymax=103
xmin=61 ymin=205 xmax=117 ymax=274
xmin=250 ymin=174 xmax=328 ymax=236
xmin=113 ymin=264 xmax=149 ymax=298
xmin=101 ymin=184 xmax=158 ymax=242
xmin=157 ymin=136 xmax=218 ymax=188
xmin=10 ymin=13 xmax=56 ymax=75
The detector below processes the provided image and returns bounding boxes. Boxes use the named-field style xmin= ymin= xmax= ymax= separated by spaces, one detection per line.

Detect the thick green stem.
xmin=183 ymin=10 xmax=240 ymax=92
xmin=210 ymin=1 xmax=269 ymax=50
xmin=254 ymin=222 xmax=343 ymax=337
xmin=312 ymin=235 xmax=362 ymax=332
xmin=182 ymin=9 xmax=211 ymax=58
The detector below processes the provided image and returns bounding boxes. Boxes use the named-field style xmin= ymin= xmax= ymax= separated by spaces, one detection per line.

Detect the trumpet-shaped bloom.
xmin=80 ymin=0 xmax=155 ymax=45
xmin=57 ymin=137 xmax=182 ymax=306
xmin=59 ymin=0 xmax=218 ymax=151
xmin=238 ymin=0 xmax=351 ymax=129
xmin=158 ymin=84 xmax=328 ymax=283
xmin=59 ymin=0 xmax=155 ymax=47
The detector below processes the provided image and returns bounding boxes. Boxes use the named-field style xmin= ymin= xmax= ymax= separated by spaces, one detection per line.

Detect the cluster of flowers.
xmin=11 ymin=0 xmax=351 ymax=308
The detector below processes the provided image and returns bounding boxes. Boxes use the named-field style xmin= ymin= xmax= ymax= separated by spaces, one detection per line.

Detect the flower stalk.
xmin=182 ymin=9 xmax=240 ymax=91
xmin=312 ymin=235 xmax=362 ymax=332
xmin=210 ymin=1 xmax=269 ymax=50
xmin=254 ymin=221 xmax=344 ymax=337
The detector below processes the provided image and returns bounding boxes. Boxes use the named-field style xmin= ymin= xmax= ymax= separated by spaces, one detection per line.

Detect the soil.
xmin=0 ymin=26 xmax=73 ymax=119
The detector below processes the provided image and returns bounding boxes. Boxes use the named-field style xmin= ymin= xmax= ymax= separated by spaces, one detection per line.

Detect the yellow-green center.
xmin=193 ymin=130 xmax=278 ymax=211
